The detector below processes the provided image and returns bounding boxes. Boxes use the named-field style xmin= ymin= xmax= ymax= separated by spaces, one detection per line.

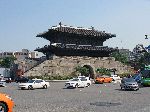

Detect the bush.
xmin=75 ymin=66 xmax=89 ymax=76
xmin=28 ymin=75 xmax=73 ymax=80
xmin=118 ymin=73 xmax=132 ymax=78
xmin=95 ymin=68 xmax=111 ymax=76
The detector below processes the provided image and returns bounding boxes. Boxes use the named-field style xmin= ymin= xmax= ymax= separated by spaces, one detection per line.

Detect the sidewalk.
xmin=46 ymin=80 xmax=69 ymax=82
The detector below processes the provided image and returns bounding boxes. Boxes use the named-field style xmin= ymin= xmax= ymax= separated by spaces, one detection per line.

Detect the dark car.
xmin=15 ymin=76 xmax=29 ymax=83
xmin=120 ymin=78 xmax=139 ymax=91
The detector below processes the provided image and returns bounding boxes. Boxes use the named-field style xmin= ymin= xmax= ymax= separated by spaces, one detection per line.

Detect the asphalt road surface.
xmin=1 ymin=82 xmax=150 ymax=112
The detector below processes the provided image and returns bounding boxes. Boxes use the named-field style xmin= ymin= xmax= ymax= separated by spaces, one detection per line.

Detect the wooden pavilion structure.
xmin=35 ymin=23 xmax=117 ymax=59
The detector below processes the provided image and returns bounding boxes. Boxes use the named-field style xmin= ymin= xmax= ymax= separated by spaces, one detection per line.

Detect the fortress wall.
xmin=25 ymin=56 xmax=133 ymax=77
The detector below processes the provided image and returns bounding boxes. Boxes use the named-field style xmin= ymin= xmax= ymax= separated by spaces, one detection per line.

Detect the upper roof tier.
xmin=36 ymin=23 xmax=116 ymax=40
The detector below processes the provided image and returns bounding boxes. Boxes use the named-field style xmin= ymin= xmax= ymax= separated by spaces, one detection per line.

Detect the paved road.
xmin=1 ymin=82 xmax=150 ymax=112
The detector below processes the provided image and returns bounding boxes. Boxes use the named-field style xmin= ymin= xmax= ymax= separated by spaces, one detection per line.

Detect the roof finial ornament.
xmin=91 ymin=26 xmax=94 ymax=30
xmin=145 ymin=35 xmax=148 ymax=39
xmin=59 ymin=22 xmax=62 ymax=27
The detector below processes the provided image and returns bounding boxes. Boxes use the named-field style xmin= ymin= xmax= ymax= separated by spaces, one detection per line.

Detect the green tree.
xmin=135 ymin=52 xmax=150 ymax=70
xmin=111 ymin=52 xmax=128 ymax=64
xmin=0 ymin=56 xmax=16 ymax=68
xmin=75 ymin=66 xmax=89 ymax=76
xmin=95 ymin=68 xmax=110 ymax=76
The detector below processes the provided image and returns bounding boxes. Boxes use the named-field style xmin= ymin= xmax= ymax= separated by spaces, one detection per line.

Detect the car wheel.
xmin=75 ymin=84 xmax=78 ymax=88
xmin=28 ymin=85 xmax=33 ymax=90
xmin=100 ymin=81 xmax=104 ymax=84
xmin=135 ymin=88 xmax=139 ymax=91
xmin=87 ymin=83 xmax=90 ymax=87
xmin=43 ymin=85 xmax=47 ymax=89
xmin=121 ymin=87 xmax=123 ymax=90
xmin=0 ymin=102 xmax=8 ymax=112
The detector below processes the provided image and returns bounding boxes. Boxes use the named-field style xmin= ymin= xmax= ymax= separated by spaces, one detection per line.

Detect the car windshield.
xmin=78 ymin=76 xmax=85 ymax=78
xmin=81 ymin=78 xmax=87 ymax=81
xmin=96 ymin=77 xmax=104 ymax=78
xmin=71 ymin=78 xmax=79 ymax=81
xmin=125 ymin=78 xmax=135 ymax=82
xmin=132 ymin=74 xmax=140 ymax=79
xmin=28 ymin=80 xmax=35 ymax=83
xmin=112 ymin=75 xmax=118 ymax=77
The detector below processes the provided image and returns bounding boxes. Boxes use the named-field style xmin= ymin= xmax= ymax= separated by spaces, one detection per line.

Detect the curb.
xmin=46 ymin=79 xmax=95 ymax=82
xmin=46 ymin=80 xmax=69 ymax=82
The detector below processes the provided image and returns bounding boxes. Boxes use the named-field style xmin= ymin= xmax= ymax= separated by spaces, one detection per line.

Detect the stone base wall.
xmin=24 ymin=56 xmax=133 ymax=77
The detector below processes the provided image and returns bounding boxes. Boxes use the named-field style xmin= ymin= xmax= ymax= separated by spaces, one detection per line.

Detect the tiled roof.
xmin=37 ymin=24 xmax=116 ymax=38
xmin=35 ymin=44 xmax=117 ymax=52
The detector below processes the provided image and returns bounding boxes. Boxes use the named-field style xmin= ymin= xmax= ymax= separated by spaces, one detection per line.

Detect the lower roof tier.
xmin=35 ymin=45 xmax=117 ymax=57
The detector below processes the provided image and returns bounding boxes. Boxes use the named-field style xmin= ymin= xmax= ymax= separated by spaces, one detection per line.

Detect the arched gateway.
xmin=32 ymin=23 xmax=118 ymax=78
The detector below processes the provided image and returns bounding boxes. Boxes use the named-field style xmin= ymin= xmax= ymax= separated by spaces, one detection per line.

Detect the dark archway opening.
xmin=83 ymin=65 xmax=95 ymax=79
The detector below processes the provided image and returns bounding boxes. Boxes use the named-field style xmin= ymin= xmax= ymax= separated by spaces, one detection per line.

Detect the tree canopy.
xmin=0 ymin=57 xmax=16 ymax=68
xmin=134 ymin=52 xmax=150 ymax=70
xmin=95 ymin=68 xmax=111 ymax=76
xmin=111 ymin=52 xmax=128 ymax=64
xmin=75 ymin=66 xmax=90 ymax=76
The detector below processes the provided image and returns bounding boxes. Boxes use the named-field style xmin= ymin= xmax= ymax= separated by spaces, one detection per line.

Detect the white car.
xmin=0 ymin=79 xmax=6 ymax=87
xmin=18 ymin=79 xmax=50 ymax=90
xmin=110 ymin=75 xmax=121 ymax=81
xmin=65 ymin=77 xmax=91 ymax=88
xmin=78 ymin=76 xmax=92 ymax=85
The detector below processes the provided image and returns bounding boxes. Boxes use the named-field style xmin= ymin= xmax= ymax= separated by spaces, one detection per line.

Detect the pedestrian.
xmin=128 ymin=74 xmax=132 ymax=78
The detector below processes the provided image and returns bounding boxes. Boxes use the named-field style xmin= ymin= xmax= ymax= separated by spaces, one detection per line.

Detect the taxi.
xmin=0 ymin=93 xmax=14 ymax=112
xmin=95 ymin=75 xmax=113 ymax=84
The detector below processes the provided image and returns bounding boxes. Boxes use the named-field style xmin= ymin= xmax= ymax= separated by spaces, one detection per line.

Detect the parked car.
xmin=140 ymin=70 xmax=150 ymax=86
xmin=65 ymin=77 xmax=91 ymax=88
xmin=110 ymin=75 xmax=121 ymax=81
xmin=0 ymin=93 xmax=14 ymax=112
xmin=78 ymin=76 xmax=91 ymax=85
xmin=18 ymin=79 xmax=50 ymax=90
xmin=95 ymin=75 xmax=113 ymax=84
xmin=15 ymin=76 xmax=29 ymax=83
xmin=4 ymin=77 xmax=12 ymax=83
xmin=0 ymin=79 xmax=6 ymax=87
xmin=120 ymin=78 xmax=139 ymax=91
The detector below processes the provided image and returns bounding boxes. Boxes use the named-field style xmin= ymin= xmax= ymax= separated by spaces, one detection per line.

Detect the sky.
xmin=0 ymin=0 xmax=150 ymax=54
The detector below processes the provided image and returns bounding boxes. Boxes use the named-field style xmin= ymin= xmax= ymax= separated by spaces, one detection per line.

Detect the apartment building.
xmin=0 ymin=49 xmax=38 ymax=59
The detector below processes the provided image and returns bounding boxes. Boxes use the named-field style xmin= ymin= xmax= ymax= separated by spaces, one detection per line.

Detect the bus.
xmin=141 ymin=69 xmax=150 ymax=86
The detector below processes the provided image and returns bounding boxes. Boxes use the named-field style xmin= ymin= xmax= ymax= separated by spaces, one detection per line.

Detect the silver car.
xmin=120 ymin=78 xmax=139 ymax=91
xmin=0 ymin=80 xmax=6 ymax=87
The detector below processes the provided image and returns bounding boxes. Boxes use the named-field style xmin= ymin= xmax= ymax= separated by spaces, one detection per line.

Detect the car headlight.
xmin=5 ymin=95 xmax=12 ymax=100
